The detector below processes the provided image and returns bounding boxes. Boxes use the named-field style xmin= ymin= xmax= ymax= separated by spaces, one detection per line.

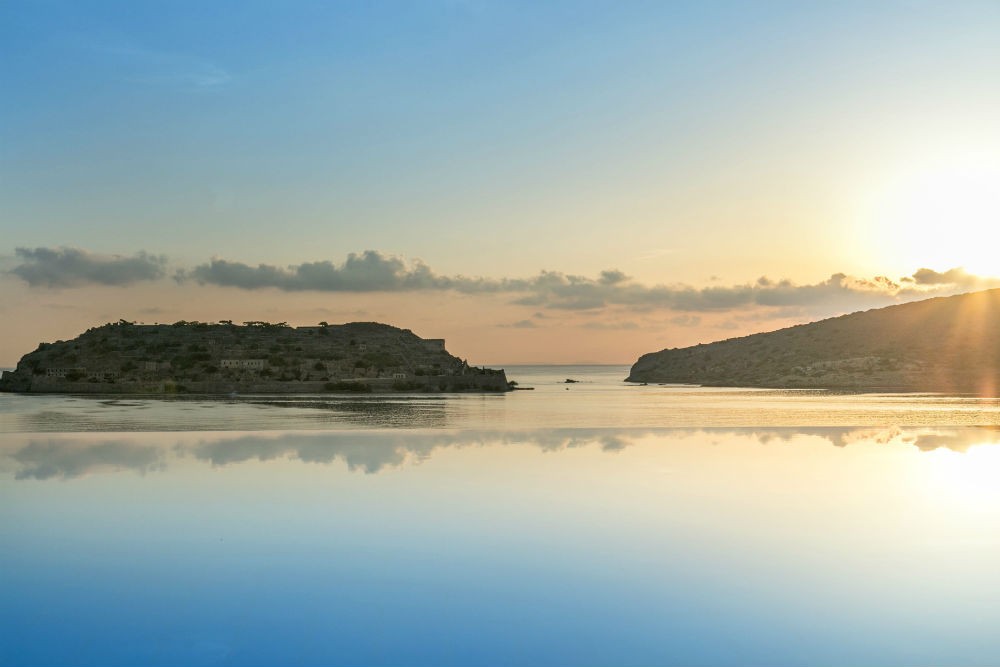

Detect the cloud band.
xmin=8 ymin=246 xmax=998 ymax=315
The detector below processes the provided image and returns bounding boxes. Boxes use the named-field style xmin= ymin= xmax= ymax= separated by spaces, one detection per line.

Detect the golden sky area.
xmin=2 ymin=2 xmax=999 ymax=365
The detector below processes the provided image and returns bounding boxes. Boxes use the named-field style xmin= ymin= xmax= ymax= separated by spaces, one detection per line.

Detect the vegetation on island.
xmin=627 ymin=289 xmax=1000 ymax=394
xmin=0 ymin=320 xmax=510 ymax=394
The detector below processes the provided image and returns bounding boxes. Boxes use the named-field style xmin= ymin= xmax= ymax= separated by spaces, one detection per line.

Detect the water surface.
xmin=3 ymin=367 xmax=1000 ymax=666
xmin=5 ymin=365 xmax=1000 ymax=432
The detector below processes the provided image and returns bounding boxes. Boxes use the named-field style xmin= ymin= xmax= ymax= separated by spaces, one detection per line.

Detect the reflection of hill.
xmin=629 ymin=289 xmax=1000 ymax=393
xmin=4 ymin=427 xmax=1000 ymax=480
xmin=245 ymin=397 xmax=449 ymax=429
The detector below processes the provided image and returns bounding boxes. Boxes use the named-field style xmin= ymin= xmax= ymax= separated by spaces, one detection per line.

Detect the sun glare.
xmin=927 ymin=443 xmax=1000 ymax=510
xmin=871 ymin=157 xmax=1000 ymax=276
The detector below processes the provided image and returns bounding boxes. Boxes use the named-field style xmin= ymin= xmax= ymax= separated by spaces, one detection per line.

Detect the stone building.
xmin=221 ymin=359 xmax=266 ymax=370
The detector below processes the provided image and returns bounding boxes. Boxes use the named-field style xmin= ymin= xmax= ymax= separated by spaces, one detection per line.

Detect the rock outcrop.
xmin=0 ymin=320 xmax=510 ymax=394
xmin=628 ymin=289 xmax=1000 ymax=393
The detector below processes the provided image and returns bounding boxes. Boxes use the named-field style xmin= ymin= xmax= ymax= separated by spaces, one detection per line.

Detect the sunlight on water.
xmin=5 ymin=369 xmax=1000 ymax=666
xmin=5 ymin=366 xmax=1000 ymax=433
xmin=923 ymin=443 xmax=1000 ymax=509
xmin=3 ymin=425 xmax=1000 ymax=665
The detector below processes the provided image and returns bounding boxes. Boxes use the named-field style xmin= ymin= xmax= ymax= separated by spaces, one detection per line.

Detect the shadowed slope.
xmin=628 ymin=289 xmax=1000 ymax=394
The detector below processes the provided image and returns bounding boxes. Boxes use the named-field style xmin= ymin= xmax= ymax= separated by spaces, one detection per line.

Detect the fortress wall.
xmin=11 ymin=372 xmax=509 ymax=394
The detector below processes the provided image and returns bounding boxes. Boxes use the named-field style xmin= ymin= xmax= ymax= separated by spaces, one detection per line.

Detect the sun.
xmin=868 ymin=155 xmax=1000 ymax=276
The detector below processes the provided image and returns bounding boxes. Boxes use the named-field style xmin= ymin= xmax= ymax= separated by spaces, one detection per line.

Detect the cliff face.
xmin=0 ymin=321 xmax=510 ymax=394
xmin=627 ymin=289 xmax=1000 ymax=394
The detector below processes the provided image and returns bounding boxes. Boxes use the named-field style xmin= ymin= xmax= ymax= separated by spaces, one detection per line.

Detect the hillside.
xmin=0 ymin=320 xmax=509 ymax=394
xmin=627 ymin=289 xmax=1000 ymax=393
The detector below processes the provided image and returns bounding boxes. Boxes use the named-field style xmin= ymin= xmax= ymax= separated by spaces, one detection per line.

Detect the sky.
xmin=2 ymin=0 xmax=1000 ymax=365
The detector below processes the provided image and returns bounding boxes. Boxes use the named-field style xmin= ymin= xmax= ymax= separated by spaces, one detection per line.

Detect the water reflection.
xmin=3 ymin=395 xmax=454 ymax=432
xmin=6 ymin=424 xmax=1000 ymax=666
xmin=4 ymin=426 xmax=1000 ymax=480
xmin=8 ymin=381 xmax=1000 ymax=434
xmin=10 ymin=439 xmax=165 ymax=480
xmin=246 ymin=396 xmax=450 ymax=428
xmin=752 ymin=426 xmax=1000 ymax=452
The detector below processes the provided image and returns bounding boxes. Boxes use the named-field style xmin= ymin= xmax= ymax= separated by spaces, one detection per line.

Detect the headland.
xmin=627 ymin=289 xmax=1000 ymax=394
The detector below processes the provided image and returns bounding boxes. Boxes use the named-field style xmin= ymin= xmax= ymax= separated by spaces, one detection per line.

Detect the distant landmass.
xmin=0 ymin=320 xmax=510 ymax=394
xmin=627 ymin=289 xmax=1000 ymax=394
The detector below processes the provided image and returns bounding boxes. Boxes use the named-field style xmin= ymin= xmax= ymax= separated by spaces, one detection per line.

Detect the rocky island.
xmin=627 ymin=288 xmax=1000 ymax=394
xmin=0 ymin=320 xmax=510 ymax=394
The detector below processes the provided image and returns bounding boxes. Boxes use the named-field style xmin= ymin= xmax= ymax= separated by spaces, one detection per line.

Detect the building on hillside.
xmin=46 ymin=368 xmax=86 ymax=378
xmin=221 ymin=359 xmax=266 ymax=370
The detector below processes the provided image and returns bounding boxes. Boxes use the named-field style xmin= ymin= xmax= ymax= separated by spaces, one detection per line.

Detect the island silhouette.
xmin=628 ymin=288 xmax=1000 ymax=394
xmin=0 ymin=320 xmax=509 ymax=394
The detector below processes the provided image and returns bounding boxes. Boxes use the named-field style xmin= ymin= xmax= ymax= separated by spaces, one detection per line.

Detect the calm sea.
xmin=3 ymin=365 xmax=1000 ymax=665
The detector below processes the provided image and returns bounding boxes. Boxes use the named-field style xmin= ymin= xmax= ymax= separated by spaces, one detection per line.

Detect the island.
xmin=627 ymin=288 xmax=1000 ymax=393
xmin=0 ymin=320 xmax=511 ymax=394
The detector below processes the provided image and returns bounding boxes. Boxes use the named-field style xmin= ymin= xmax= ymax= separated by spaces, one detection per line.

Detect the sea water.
xmin=3 ymin=366 xmax=1000 ymax=665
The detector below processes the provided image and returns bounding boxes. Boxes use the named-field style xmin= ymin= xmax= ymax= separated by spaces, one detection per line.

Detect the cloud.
xmin=14 ymin=245 xmax=1000 ymax=318
xmin=191 ymin=432 xmax=418 ymax=474
xmin=11 ymin=440 xmax=164 ymax=480
xmin=6 ymin=427 xmax=998 ymax=481
xmin=183 ymin=251 xmax=1000 ymax=315
xmin=503 ymin=319 xmax=538 ymax=328
xmin=669 ymin=315 xmax=702 ymax=327
xmin=180 ymin=251 xmax=477 ymax=293
xmin=907 ymin=267 xmax=985 ymax=287
xmin=599 ymin=269 xmax=629 ymax=285
xmin=750 ymin=426 xmax=1000 ymax=453
xmin=10 ymin=247 xmax=167 ymax=288
xmin=579 ymin=321 xmax=640 ymax=330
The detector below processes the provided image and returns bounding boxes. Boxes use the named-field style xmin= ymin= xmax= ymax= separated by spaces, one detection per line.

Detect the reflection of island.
xmin=628 ymin=288 xmax=1000 ymax=393
xmin=244 ymin=397 xmax=451 ymax=429
xmin=4 ymin=426 xmax=1000 ymax=480
xmin=3 ymin=394 xmax=455 ymax=433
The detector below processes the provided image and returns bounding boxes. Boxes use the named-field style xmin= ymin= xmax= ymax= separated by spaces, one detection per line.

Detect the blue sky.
xmin=2 ymin=1 xmax=999 ymax=363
